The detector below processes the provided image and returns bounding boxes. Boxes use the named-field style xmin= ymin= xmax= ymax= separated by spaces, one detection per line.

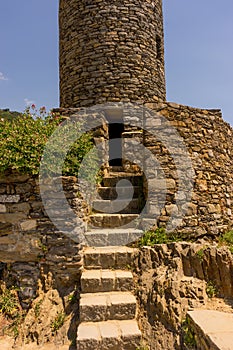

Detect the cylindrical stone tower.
xmin=59 ymin=0 xmax=166 ymax=107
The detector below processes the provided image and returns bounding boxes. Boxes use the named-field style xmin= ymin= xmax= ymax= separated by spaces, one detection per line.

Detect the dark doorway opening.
xmin=108 ymin=122 xmax=124 ymax=166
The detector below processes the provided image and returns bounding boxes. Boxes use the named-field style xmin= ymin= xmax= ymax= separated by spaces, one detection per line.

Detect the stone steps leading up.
xmin=84 ymin=228 xmax=143 ymax=247
xmin=81 ymin=269 xmax=134 ymax=293
xmin=89 ymin=213 xmax=139 ymax=228
xmin=80 ymin=291 xmax=137 ymax=322
xmin=77 ymin=319 xmax=141 ymax=350
xmin=83 ymin=246 xmax=137 ymax=269
xmin=77 ymin=246 xmax=141 ymax=349
xmin=77 ymin=166 xmax=142 ymax=349
xmin=89 ymin=168 xmax=144 ymax=229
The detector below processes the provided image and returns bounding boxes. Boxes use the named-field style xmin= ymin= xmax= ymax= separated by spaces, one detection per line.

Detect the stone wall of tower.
xmin=143 ymin=102 xmax=233 ymax=237
xmin=59 ymin=0 xmax=166 ymax=107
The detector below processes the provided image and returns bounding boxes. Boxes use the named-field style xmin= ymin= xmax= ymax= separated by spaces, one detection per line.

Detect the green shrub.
xmin=0 ymin=286 xmax=20 ymax=317
xmin=137 ymin=228 xmax=182 ymax=247
xmin=0 ymin=286 xmax=24 ymax=337
xmin=0 ymin=112 xmax=57 ymax=175
xmin=0 ymin=109 xmax=99 ymax=182
xmin=40 ymin=117 xmax=99 ymax=182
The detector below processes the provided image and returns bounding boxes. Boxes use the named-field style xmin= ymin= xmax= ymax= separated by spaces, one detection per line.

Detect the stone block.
xmin=77 ymin=322 xmax=100 ymax=350
xmin=81 ymin=270 xmax=101 ymax=293
xmin=77 ymin=320 xmax=141 ymax=350
xmin=109 ymin=292 xmax=136 ymax=320
xmin=99 ymin=321 xmax=121 ymax=350
xmin=0 ymin=212 xmax=27 ymax=224
xmin=0 ymin=204 xmax=6 ymax=213
xmin=83 ymin=249 xmax=101 ymax=269
xmin=80 ymin=293 xmax=108 ymax=322
xmin=120 ymin=320 xmax=141 ymax=349
xmin=81 ymin=269 xmax=134 ymax=293
xmin=99 ymin=250 xmax=116 ymax=269
xmin=20 ymin=220 xmax=37 ymax=231
xmin=80 ymin=292 xmax=136 ymax=322
xmin=101 ymin=270 xmax=115 ymax=292
xmin=187 ymin=310 xmax=233 ymax=350
xmin=84 ymin=246 xmax=137 ymax=269
xmin=115 ymin=270 xmax=134 ymax=291
xmin=0 ymin=195 xmax=20 ymax=203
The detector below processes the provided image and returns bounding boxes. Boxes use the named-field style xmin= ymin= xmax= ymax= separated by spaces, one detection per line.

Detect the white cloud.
xmin=24 ymin=98 xmax=35 ymax=107
xmin=0 ymin=72 xmax=8 ymax=81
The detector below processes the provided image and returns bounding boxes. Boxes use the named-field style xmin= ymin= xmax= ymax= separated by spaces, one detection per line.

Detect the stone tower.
xmin=59 ymin=0 xmax=166 ymax=107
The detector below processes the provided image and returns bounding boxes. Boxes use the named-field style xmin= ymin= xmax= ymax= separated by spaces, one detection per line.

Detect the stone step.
xmin=187 ymin=310 xmax=233 ymax=350
xmin=81 ymin=269 xmax=134 ymax=293
xmin=92 ymin=198 xmax=140 ymax=214
xmin=84 ymin=228 xmax=143 ymax=247
xmin=97 ymin=185 xmax=140 ymax=200
xmin=108 ymin=166 xmax=125 ymax=172
xmin=89 ymin=213 xmax=139 ymax=228
xmin=83 ymin=246 xmax=138 ymax=269
xmin=80 ymin=291 xmax=137 ymax=322
xmin=102 ymin=174 xmax=142 ymax=187
xmin=77 ymin=319 xmax=141 ymax=350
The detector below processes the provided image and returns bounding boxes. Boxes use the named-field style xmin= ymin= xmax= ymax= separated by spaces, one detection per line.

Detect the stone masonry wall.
xmin=59 ymin=0 xmax=166 ymax=107
xmin=143 ymin=102 xmax=233 ymax=237
xmin=0 ymin=173 xmax=88 ymax=307
xmin=54 ymin=103 xmax=233 ymax=238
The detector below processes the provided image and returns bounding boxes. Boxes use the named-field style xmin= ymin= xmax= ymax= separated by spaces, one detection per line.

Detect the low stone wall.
xmin=133 ymin=243 xmax=233 ymax=350
xmin=0 ymin=173 xmax=88 ymax=307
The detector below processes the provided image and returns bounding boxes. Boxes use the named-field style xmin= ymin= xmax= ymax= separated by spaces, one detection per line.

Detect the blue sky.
xmin=0 ymin=0 xmax=233 ymax=125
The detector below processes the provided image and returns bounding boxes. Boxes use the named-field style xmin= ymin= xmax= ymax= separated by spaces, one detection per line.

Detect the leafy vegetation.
xmin=196 ymin=248 xmax=206 ymax=261
xmin=68 ymin=292 xmax=77 ymax=304
xmin=219 ymin=230 xmax=233 ymax=254
xmin=0 ymin=107 xmax=99 ymax=181
xmin=34 ymin=300 xmax=43 ymax=318
xmin=50 ymin=311 xmax=66 ymax=332
xmin=0 ymin=285 xmax=24 ymax=337
xmin=137 ymin=227 xmax=182 ymax=247
xmin=0 ymin=286 xmax=19 ymax=316
xmin=182 ymin=317 xmax=197 ymax=348
xmin=206 ymin=281 xmax=217 ymax=298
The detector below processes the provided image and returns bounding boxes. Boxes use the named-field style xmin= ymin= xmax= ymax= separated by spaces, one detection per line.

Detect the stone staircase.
xmin=84 ymin=166 xmax=144 ymax=246
xmin=76 ymin=167 xmax=143 ymax=349
xmin=77 ymin=246 xmax=141 ymax=349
